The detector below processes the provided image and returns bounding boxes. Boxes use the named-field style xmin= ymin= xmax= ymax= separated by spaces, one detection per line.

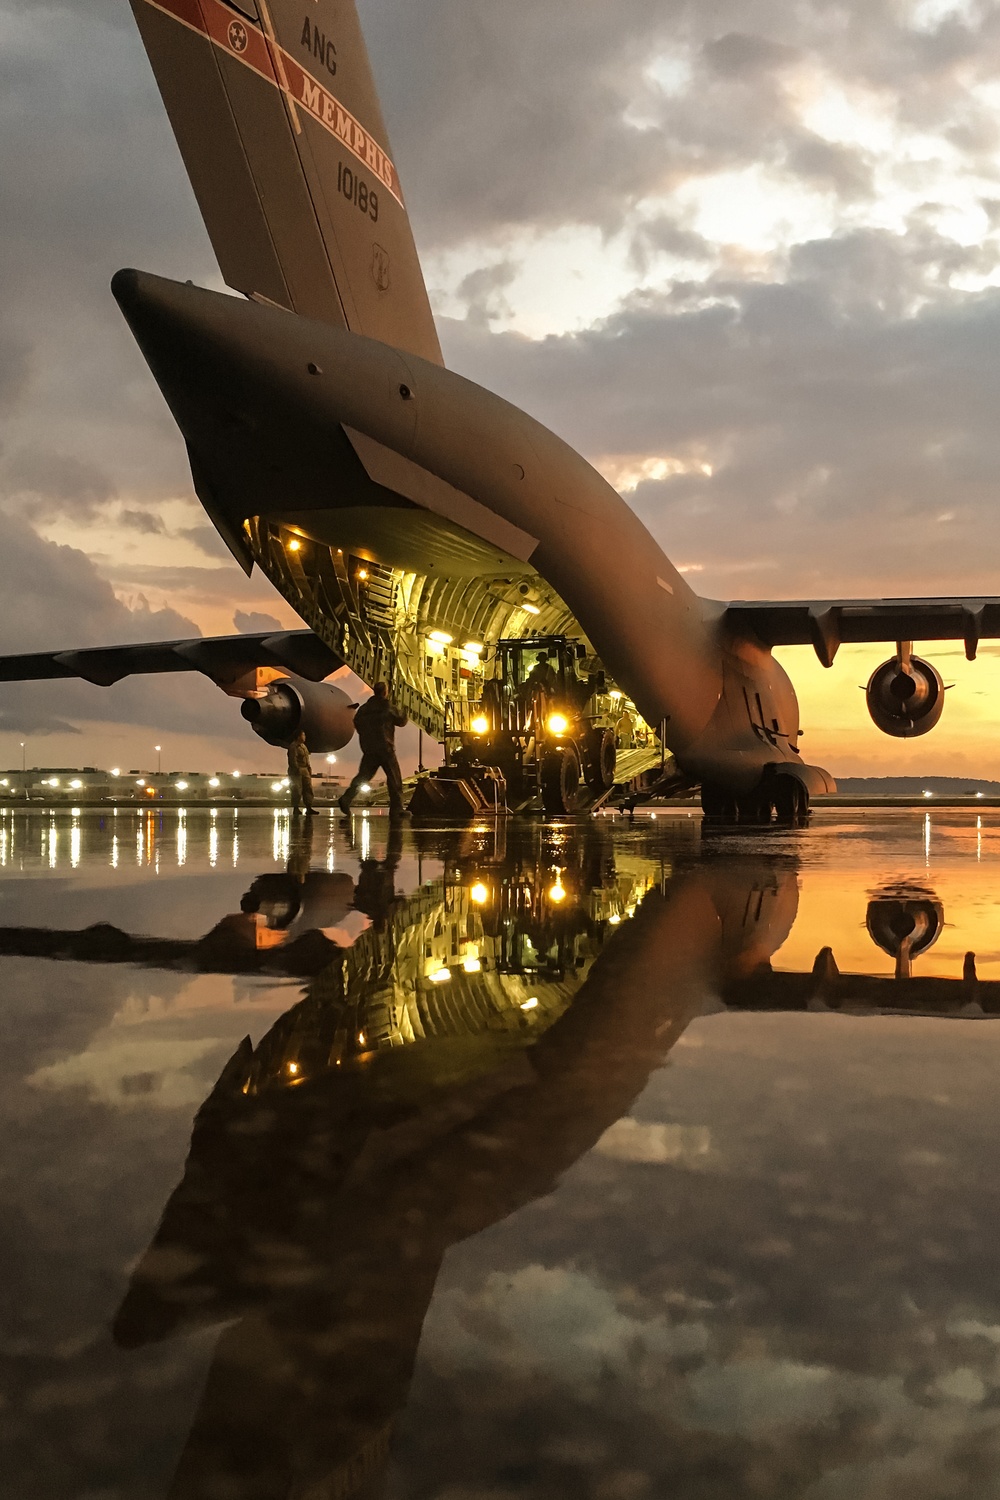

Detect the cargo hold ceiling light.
xmin=429 ymin=630 xmax=453 ymax=645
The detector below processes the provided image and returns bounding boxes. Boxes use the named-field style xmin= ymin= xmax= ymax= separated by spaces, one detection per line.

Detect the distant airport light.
xmin=429 ymin=630 xmax=453 ymax=645
xmin=136 ymin=779 xmax=145 ymax=787
xmin=110 ymin=768 xmax=121 ymax=777
xmin=978 ymin=791 xmax=986 ymax=799
xmin=47 ymin=778 xmax=60 ymax=788
xmin=175 ymin=780 xmax=188 ymax=791
xmin=70 ymin=779 xmax=83 ymax=790
xmin=326 ymin=754 xmax=337 ymax=764
xmin=271 ymin=782 xmax=283 ymax=792
xmin=360 ymin=783 xmax=371 ymax=794
xmin=547 ymin=713 xmax=569 ymax=736
xmin=471 ymin=716 xmax=490 ymax=736
xmin=0 ymin=780 xmax=7 ymax=788
xmin=521 ymin=997 xmax=539 ymax=1011
xmin=282 ymin=778 xmax=290 ymax=788
xmin=470 ymin=882 xmax=489 ymax=905
xmin=923 ymin=790 xmax=934 ymax=798
xmin=71 ymin=808 xmax=81 ymax=817
xmin=232 ymin=770 xmax=241 ymax=778
xmin=209 ymin=777 xmax=220 ymax=788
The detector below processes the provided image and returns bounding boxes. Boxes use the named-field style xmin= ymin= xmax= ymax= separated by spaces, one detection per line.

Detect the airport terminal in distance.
xmin=7 ymin=0 xmax=1000 ymax=823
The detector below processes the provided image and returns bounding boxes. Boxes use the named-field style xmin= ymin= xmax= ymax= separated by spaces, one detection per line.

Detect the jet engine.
xmin=241 ymin=674 xmax=357 ymax=752
xmin=866 ymin=649 xmax=944 ymax=738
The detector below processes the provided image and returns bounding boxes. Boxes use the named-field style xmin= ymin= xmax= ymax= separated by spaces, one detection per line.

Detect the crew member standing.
xmin=287 ymin=730 xmax=317 ymax=815
xmin=339 ymin=682 xmax=408 ymax=820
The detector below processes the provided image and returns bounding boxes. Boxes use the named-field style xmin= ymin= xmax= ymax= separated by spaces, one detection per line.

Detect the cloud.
xmin=0 ymin=515 xmax=249 ymax=740
xmin=594 ymin=1118 xmax=712 ymax=1165
xmin=439 ymin=234 xmax=1000 ymax=602
xmin=234 ymin=610 xmax=283 ymax=635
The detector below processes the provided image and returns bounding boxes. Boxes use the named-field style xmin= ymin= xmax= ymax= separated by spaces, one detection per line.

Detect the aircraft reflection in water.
xmin=1 ymin=824 xmax=994 ymax=1498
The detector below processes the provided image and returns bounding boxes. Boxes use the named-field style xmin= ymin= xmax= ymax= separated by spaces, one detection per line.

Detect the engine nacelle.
xmin=866 ymin=654 xmax=944 ymax=738
xmin=240 ymin=674 xmax=357 ymax=752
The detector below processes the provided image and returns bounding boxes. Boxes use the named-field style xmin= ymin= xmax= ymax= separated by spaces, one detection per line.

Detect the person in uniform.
xmin=338 ymin=682 xmax=408 ymax=820
xmin=287 ymin=730 xmax=317 ymax=814
xmin=523 ymin=651 xmax=557 ymax=695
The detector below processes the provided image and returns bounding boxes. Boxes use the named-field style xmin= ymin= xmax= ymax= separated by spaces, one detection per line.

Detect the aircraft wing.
xmin=0 ymin=630 xmax=343 ymax=687
xmin=724 ymin=597 xmax=1000 ymax=667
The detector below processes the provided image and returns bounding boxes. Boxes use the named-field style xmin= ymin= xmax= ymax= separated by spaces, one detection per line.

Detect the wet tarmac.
xmin=3 ymin=804 xmax=1000 ymax=1499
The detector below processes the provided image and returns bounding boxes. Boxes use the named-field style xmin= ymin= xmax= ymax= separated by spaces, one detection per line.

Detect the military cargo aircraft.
xmin=5 ymin=0 xmax=1000 ymax=820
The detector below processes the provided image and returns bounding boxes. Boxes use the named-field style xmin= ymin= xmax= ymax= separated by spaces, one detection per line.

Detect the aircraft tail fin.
xmin=128 ymin=0 xmax=442 ymax=363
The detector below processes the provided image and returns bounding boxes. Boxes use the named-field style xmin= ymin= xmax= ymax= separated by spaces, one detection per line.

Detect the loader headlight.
xmin=471 ymin=716 xmax=489 ymax=735
xmin=547 ymin=713 xmax=569 ymax=736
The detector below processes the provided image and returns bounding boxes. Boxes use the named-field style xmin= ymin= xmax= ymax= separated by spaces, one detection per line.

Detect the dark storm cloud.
xmin=0 ymin=517 xmax=248 ymax=737
xmin=1 ymin=448 xmax=118 ymax=522
xmin=440 ymin=222 xmax=1000 ymax=601
xmin=0 ymin=0 xmax=217 ymax=512
xmin=118 ymin=508 xmax=165 ymax=535
xmin=359 ymin=0 xmax=1000 ymax=243
xmin=234 ymin=610 xmax=284 ymax=635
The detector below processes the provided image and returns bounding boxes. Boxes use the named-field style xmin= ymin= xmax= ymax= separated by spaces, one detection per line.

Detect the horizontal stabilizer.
xmin=0 ymin=631 xmax=343 ymax=687
xmin=726 ymin=597 xmax=1000 ymax=666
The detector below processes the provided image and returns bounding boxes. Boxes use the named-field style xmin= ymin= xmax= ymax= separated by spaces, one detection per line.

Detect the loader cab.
xmin=450 ymin=635 xmax=619 ymax=815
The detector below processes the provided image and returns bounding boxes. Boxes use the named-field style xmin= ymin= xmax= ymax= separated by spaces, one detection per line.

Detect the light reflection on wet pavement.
xmin=3 ymin=806 xmax=1000 ymax=1498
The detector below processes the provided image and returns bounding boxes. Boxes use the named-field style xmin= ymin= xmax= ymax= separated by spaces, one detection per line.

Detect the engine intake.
xmin=241 ymin=674 xmax=357 ymax=752
xmin=866 ymin=652 xmax=944 ymax=738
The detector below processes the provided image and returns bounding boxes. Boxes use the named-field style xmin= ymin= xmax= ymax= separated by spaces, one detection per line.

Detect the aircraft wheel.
xmin=773 ymin=778 xmax=808 ymax=825
xmin=701 ymin=783 xmax=737 ymax=822
xmin=585 ymin=727 xmax=617 ymax=791
xmin=738 ymin=792 xmax=773 ymax=824
xmin=542 ymin=744 xmax=583 ymax=814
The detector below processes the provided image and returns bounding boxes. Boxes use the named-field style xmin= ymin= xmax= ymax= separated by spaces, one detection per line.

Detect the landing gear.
xmin=772 ymin=777 xmax=808 ymax=825
xmin=701 ymin=779 xmax=809 ymax=826
xmin=542 ymin=744 xmax=583 ymax=815
xmin=701 ymin=783 xmax=738 ymax=822
xmin=584 ymin=726 xmax=617 ymax=793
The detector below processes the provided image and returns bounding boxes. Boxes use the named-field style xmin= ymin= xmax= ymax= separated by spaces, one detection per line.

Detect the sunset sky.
xmin=4 ymin=0 xmax=1000 ymax=778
